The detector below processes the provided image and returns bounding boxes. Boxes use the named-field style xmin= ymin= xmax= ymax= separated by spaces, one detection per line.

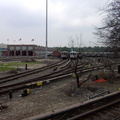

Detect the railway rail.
xmin=0 ymin=62 xmax=71 ymax=88
xmin=0 ymin=59 xmax=68 ymax=84
xmin=24 ymin=91 xmax=120 ymax=120
xmin=0 ymin=62 xmax=105 ymax=95
xmin=68 ymin=99 xmax=120 ymax=120
xmin=0 ymin=58 xmax=118 ymax=120
xmin=0 ymin=58 xmax=114 ymax=96
xmin=0 ymin=62 xmax=84 ymax=93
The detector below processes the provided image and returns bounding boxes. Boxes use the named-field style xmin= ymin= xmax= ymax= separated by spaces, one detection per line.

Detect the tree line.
xmin=54 ymin=46 xmax=114 ymax=52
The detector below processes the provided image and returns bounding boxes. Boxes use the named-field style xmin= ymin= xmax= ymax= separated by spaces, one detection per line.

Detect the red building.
xmin=52 ymin=50 xmax=61 ymax=58
xmin=2 ymin=44 xmax=54 ymax=57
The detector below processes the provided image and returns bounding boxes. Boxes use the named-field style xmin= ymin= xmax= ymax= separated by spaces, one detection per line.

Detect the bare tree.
xmin=68 ymin=35 xmax=83 ymax=88
xmin=94 ymin=0 xmax=120 ymax=54
xmin=68 ymin=35 xmax=76 ymax=51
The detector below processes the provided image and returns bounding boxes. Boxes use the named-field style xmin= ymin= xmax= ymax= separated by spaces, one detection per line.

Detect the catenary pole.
xmin=45 ymin=0 xmax=48 ymax=59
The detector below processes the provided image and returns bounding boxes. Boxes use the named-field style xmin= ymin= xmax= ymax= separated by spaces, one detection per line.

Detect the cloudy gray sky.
xmin=0 ymin=0 xmax=110 ymax=47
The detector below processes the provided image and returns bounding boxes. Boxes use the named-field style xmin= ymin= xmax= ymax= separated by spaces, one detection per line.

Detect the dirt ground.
xmin=0 ymin=60 xmax=120 ymax=120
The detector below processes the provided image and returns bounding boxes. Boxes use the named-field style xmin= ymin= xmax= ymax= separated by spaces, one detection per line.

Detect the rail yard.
xmin=0 ymin=57 xmax=120 ymax=120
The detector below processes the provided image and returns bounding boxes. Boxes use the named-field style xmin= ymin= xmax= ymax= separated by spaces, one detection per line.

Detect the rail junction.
xmin=0 ymin=58 xmax=107 ymax=95
xmin=0 ymin=57 xmax=119 ymax=120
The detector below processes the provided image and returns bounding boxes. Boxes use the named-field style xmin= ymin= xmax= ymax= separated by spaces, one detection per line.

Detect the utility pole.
xmin=45 ymin=0 xmax=48 ymax=60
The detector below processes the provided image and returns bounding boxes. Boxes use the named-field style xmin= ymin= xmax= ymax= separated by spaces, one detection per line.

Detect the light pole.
xmin=45 ymin=0 xmax=48 ymax=60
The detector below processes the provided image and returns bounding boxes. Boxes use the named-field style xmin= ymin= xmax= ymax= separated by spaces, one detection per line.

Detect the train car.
xmin=77 ymin=52 xmax=82 ymax=59
xmin=70 ymin=51 xmax=78 ymax=59
xmin=82 ymin=52 xmax=120 ymax=58
xmin=61 ymin=51 xmax=70 ymax=59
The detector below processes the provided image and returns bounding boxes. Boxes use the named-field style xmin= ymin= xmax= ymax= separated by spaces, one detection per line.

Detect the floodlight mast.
xmin=45 ymin=0 xmax=48 ymax=60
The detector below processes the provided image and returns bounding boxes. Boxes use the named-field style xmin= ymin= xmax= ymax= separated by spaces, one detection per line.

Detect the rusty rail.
xmin=23 ymin=91 xmax=120 ymax=120
xmin=68 ymin=99 xmax=120 ymax=120
xmin=0 ymin=64 xmax=104 ymax=95
xmin=0 ymin=59 xmax=66 ymax=83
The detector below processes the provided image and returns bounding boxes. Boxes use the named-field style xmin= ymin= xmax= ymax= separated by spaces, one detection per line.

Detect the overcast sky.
xmin=0 ymin=0 xmax=111 ymax=47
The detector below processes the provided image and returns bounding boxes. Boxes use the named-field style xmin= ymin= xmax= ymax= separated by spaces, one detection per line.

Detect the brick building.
xmin=2 ymin=44 xmax=54 ymax=57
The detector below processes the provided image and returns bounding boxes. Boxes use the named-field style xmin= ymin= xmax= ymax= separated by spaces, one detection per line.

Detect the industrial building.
xmin=0 ymin=43 xmax=7 ymax=56
xmin=1 ymin=44 xmax=54 ymax=57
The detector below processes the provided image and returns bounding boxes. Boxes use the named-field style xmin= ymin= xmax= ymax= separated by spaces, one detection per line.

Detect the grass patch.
xmin=5 ymin=61 xmax=40 ymax=66
xmin=0 ymin=61 xmax=41 ymax=72
xmin=0 ymin=66 xmax=17 ymax=72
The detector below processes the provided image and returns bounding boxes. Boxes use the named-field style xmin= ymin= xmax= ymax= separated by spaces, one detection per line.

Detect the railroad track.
xmin=24 ymin=91 xmax=120 ymax=120
xmin=0 ymin=58 xmax=107 ymax=95
xmin=67 ymin=97 xmax=120 ymax=120
xmin=0 ymin=61 xmax=105 ymax=95
xmin=0 ymin=62 xmax=84 ymax=93
xmin=0 ymin=59 xmax=72 ymax=93
xmin=0 ymin=59 xmax=68 ymax=85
